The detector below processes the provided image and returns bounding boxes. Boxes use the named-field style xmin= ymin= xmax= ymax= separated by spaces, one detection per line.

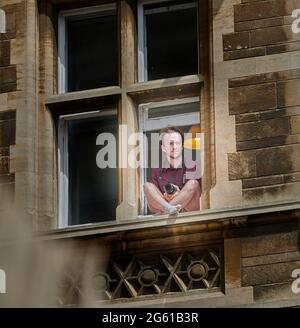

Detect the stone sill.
xmin=36 ymin=199 xmax=300 ymax=241
xmin=127 ymin=74 xmax=203 ymax=103
xmin=127 ymin=74 xmax=203 ymax=93
xmin=45 ymin=75 xmax=203 ymax=114
xmin=232 ymin=298 xmax=300 ymax=308
xmin=45 ymin=74 xmax=203 ymax=106
xmin=45 ymin=86 xmax=122 ymax=106
xmin=62 ymin=287 xmax=254 ymax=308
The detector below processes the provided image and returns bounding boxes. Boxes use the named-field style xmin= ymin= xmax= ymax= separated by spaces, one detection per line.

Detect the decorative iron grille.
xmin=57 ymin=248 xmax=221 ymax=305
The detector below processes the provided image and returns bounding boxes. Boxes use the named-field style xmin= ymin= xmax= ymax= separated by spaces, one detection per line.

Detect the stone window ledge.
xmin=45 ymin=74 xmax=203 ymax=111
xmin=35 ymin=199 xmax=300 ymax=241
xmin=62 ymin=287 xmax=254 ymax=308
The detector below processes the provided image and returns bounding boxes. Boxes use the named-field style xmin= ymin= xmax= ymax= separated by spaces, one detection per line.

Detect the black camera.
xmin=164 ymin=182 xmax=177 ymax=195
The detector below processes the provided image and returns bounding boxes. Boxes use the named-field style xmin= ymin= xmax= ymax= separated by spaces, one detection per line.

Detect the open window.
xmin=49 ymin=0 xmax=210 ymax=227
xmin=58 ymin=4 xmax=118 ymax=93
xmin=138 ymin=0 xmax=199 ymax=81
xmin=58 ymin=110 xmax=118 ymax=227
xmin=139 ymin=97 xmax=201 ymax=214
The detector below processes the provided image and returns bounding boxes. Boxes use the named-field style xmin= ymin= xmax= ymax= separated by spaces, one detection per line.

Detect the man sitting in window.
xmin=144 ymin=126 xmax=201 ymax=215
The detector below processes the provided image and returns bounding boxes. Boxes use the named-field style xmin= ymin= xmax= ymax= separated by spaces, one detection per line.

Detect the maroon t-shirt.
xmin=151 ymin=161 xmax=201 ymax=194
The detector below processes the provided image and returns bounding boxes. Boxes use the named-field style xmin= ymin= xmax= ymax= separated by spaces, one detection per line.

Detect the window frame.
xmin=138 ymin=96 xmax=200 ymax=215
xmin=46 ymin=0 xmax=211 ymax=230
xmin=57 ymin=3 xmax=117 ymax=94
xmin=137 ymin=0 xmax=199 ymax=82
xmin=58 ymin=109 xmax=118 ymax=228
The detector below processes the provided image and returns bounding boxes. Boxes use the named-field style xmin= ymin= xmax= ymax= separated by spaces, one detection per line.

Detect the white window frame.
xmin=137 ymin=0 xmax=199 ymax=82
xmin=58 ymin=109 xmax=117 ymax=228
xmin=58 ymin=4 xmax=116 ymax=94
xmin=138 ymin=97 xmax=200 ymax=214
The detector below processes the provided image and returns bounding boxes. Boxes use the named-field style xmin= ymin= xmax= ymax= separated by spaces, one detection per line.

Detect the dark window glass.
xmin=68 ymin=115 xmax=118 ymax=225
xmin=144 ymin=1 xmax=198 ymax=80
xmin=67 ymin=13 xmax=118 ymax=92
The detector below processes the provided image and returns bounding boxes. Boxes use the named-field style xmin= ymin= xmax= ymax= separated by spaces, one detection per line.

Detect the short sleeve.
xmin=151 ymin=168 xmax=160 ymax=189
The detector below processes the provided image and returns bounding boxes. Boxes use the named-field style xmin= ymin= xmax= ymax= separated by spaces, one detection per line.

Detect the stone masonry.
xmin=0 ymin=2 xmax=17 ymax=208
xmin=223 ymin=0 xmax=300 ymax=60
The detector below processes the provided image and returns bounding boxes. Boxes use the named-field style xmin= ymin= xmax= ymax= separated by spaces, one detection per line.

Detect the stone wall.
xmin=241 ymin=226 xmax=300 ymax=304
xmin=0 ymin=0 xmax=52 ymax=232
xmin=228 ymin=69 xmax=300 ymax=205
xmin=223 ymin=0 xmax=300 ymax=61
xmin=211 ymin=0 xmax=300 ymax=207
xmin=0 ymin=2 xmax=18 ymax=208
xmin=221 ymin=0 xmax=300 ymax=301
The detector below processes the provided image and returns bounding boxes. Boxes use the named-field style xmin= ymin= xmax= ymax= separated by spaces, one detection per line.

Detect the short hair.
xmin=159 ymin=125 xmax=184 ymax=144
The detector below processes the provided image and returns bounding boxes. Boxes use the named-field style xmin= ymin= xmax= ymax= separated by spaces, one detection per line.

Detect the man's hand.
xmin=163 ymin=184 xmax=180 ymax=202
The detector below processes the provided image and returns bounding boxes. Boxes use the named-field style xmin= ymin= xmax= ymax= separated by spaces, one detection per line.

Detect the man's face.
xmin=161 ymin=132 xmax=183 ymax=159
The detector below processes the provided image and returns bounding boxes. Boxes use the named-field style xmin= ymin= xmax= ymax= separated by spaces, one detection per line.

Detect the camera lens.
xmin=164 ymin=182 xmax=176 ymax=195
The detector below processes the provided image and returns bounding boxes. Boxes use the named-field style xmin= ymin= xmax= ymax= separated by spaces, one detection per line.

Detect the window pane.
xmin=68 ymin=115 xmax=118 ymax=225
xmin=139 ymin=101 xmax=201 ymax=215
xmin=144 ymin=1 xmax=198 ymax=80
xmin=148 ymin=102 xmax=200 ymax=119
xmin=144 ymin=102 xmax=200 ymax=183
xmin=67 ymin=13 xmax=118 ymax=92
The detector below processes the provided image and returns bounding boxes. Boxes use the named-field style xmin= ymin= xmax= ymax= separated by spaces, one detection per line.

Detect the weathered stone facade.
xmin=0 ymin=1 xmax=18 ymax=209
xmin=228 ymin=68 xmax=300 ymax=204
xmin=0 ymin=0 xmax=299 ymax=307
xmin=223 ymin=0 xmax=300 ymax=60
